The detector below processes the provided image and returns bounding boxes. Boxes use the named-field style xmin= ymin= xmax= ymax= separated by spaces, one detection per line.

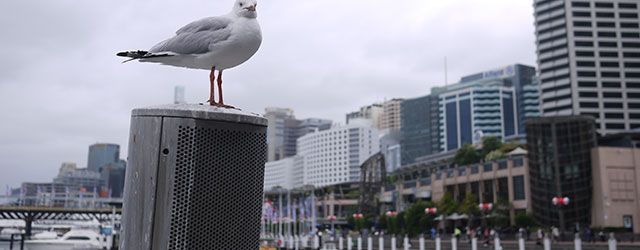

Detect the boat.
xmin=23 ymin=229 xmax=102 ymax=250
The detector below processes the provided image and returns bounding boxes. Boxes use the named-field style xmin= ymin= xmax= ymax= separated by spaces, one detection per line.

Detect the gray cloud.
xmin=0 ymin=0 xmax=536 ymax=188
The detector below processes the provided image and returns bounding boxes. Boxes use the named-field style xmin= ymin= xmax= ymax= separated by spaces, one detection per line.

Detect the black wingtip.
xmin=116 ymin=51 xmax=128 ymax=57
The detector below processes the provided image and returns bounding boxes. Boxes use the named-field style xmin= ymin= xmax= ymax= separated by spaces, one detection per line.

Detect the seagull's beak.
xmin=246 ymin=5 xmax=256 ymax=12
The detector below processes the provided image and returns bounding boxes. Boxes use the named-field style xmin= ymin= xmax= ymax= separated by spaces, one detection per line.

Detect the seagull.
xmin=117 ymin=0 xmax=261 ymax=108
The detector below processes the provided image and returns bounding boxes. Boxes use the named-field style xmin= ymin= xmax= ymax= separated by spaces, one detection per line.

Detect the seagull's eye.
xmin=239 ymin=3 xmax=243 ymax=7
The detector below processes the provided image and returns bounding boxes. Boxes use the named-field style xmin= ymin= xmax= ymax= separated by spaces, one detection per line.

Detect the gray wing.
xmin=149 ymin=16 xmax=233 ymax=55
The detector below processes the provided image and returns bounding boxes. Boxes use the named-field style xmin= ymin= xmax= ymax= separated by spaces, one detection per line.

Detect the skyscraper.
xmin=533 ymin=0 xmax=640 ymax=134
xmin=87 ymin=143 xmax=121 ymax=172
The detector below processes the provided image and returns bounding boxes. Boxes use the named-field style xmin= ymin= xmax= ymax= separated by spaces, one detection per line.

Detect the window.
xmin=573 ymin=11 xmax=591 ymax=17
xmin=603 ymin=92 xmax=622 ymax=98
xmin=579 ymin=91 xmax=598 ymax=98
xmin=574 ymin=21 xmax=592 ymax=27
xmin=601 ymin=72 xmax=620 ymax=78
xmin=600 ymin=51 xmax=618 ymax=57
xmin=629 ymin=103 xmax=640 ymax=109
xmin=578 ymin=81 xmax=597 ymax=87
xmin=604 ymin=102 xmax=623 ymax=108
xmin=622 ymin=32 xmax=640 ymax=38
xmin=621 ymin=22 xmax=640 ymax=28
xmin=576 ymin=51 xmax=594 ymax=57
xmin=574 ymin=31 xmax=593 ymax=37
xmin=619 ymin=3 xmax=637 ymax=9
xmin=540 ymin=44 xmax=568 ymax=54
xmin=577 ymin=61 xmax=595 ymax=67
xmin=602 ymin=82 xmax=621 ymax=88
xmin=624 ymin=52 xmax=640 ymax=58
xmin=630 ymin=113 xmax=640 ymax=119
xmin=605 ymin=113 xmax=624 ymax=119
xmin=484 ymin=163 xmax=493 ymax=172
xmin=598 ymin=32 xmax=616 ymax=37
xmin=580 ymin=102 xmax=599 ymax=108
xmin=513 ymin=176 xmax=525 ymax=200
xmin=600 ymin=61 xmax=619 ymax=67
xmin=578 ymin=71 xmax=596 ymax=77
xmin=628 ymin=72 xmax=640 ymax=78
xmin=575 ymin=41 xmax=593 ymax=47
xmin=597 ymin=22 xmax=615 ymax=27
xmin=629 ymin=82 xmax=640 ymax=88
xmin=632 ymin=124 xmax=640 ymax=129
xmin=471 ymin=165 xmax=478 ymax=174
xmin=623 ymin=42 xmax=640 ymax=48
xmin=595 ymin=2 xmax=614 ymax=8
xmin=620 ymin=13 xmax=639 ymax=19
xmin=596 ymin=12 xmax=615 ymax=18
xmin=543 ymin=84 xmax=571 ymax=92
xmin=599 ymin=41 xmax=617 ymax=47
xmin=498 ymin=161 xmax=507 ymax=170
xmin=572 ymin=2 xmax=590 ymax=7
xmin=581 ymin=112 xmax=600 ymax=118
xmin=606 ymin=123 xmax=625 ymax=129
xmin=513 ymin=158 xmax=524 ymax=168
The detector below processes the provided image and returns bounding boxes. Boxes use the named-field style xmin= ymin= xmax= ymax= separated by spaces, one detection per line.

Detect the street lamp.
xmin=328 ymin=215 xmax=336 ymax=233
xmin=553 ymin=197 xmax=570 ymax=240
xmin=478 ymin=203 xmax=493 ymax=226
xmin=425 ymin=208 xmax=437 ymax=214
xmin=385 ymin=211 xmax=396 ymax=217
xmin=353 ymin=213 xmax=364 ymax=232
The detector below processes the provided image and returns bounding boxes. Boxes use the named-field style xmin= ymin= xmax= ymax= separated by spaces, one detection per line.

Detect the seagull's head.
xmin=233 ymin=0 xmax=258 ymax=19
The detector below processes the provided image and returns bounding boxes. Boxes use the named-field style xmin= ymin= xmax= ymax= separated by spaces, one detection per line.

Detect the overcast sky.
xmin=0 ymin=0 xmax=536 ymax=188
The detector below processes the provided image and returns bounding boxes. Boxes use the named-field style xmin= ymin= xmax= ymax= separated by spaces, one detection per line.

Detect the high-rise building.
xmin=439 ymin=64 xmax=539 ymax=151
xmin=174 ymin=85 xmax=185 ymax=104
xmin=400 ymin=90 xmax=443 ymax=165
xmin=87 ymin=143 xmax=121 ymax=172
xmin=265 ymin=108 xmax=332 ymax=162
xmin=526 ymin=116 xmax=597 ymax=230
xmin=263 ymin=156 xmax=304 ymax=190
xmin=533 ymin=0 xmax=640 ymax=134
xmin=346 ymin=103 xmax=384 ymax=128
xmin=298 ymin=119 xmax=380 ymax=187
xmin=381 ymin=99 xmax=404 ymax=130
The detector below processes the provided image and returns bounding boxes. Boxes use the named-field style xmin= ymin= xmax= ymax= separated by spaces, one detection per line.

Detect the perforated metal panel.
xmin=121 ymin=104 xmax=267 ymax=250
xmin=169 ymin=124 xmax=266 ymax=250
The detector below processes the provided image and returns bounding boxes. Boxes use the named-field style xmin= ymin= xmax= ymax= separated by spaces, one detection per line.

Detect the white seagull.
xmin=117 ymin=0 xmax=261 ymax=108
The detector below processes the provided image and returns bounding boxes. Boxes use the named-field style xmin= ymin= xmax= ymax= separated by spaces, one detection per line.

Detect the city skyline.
xmin=0 ymin=0 xmax=536 ymax=187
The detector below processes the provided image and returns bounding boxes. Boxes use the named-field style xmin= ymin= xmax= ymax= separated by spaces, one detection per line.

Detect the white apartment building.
xmin=298 ymin=119 xmax=380 ymax=187
xmin=263 ymin=155 xmax=304 ymax=190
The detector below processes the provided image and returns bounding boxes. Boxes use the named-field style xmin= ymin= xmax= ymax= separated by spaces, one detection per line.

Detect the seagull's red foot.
xmin=209 ymin=102 xmax=236 ymax=109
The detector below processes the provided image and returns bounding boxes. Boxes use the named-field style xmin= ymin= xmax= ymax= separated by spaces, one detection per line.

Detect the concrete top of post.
xmin=132 ymin=104 xmax=267 ymax=126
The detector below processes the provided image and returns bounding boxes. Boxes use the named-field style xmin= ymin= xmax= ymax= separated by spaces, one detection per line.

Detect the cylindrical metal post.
xmin=358 ymin=236 xmax=362 ymax=250
xmin=419 ymin=235 xmax=425 ymax=250
xmin=404 ymin=235 xmax=409 ymax=250
xmin=9 ymin=234 xmax=14 ymax=250
xmin=543 ymin=235 xmax=551 ymax=250
xmin=452 ymin=235 xmax=458 ymax=250
xmin=348 ymin=235 xmax=353 ymax=250
xmin=295 ymin=235 xmax=299 ymax=250
xmin=608 ymin=233 xmax=617 ymax=250
xmin=391 ymin=236 xmax=396 ymax=250
xmin=339 ymin=236 xmax=344 ymax=250
xmin=368 ymin=236 xmax=373 ymax=250
xmin=314 ymin=235 xmax=320 ymax=249
xmin=120 ymin=104 xmax=267 ymax=250
xmin=494 ymin=234 xmax=500 ymax=250
xmin=518 ymin=235 xmax=525 ymax=250
xmin=435 ymin=236 xmax=441 ymax=250
xmin=379 ymin=236 xmax=384 ymax=250
xmin=574 ymin=233 xmax=582 ymax=250
xmin=472 ymin=237 xmax=478 ymax=250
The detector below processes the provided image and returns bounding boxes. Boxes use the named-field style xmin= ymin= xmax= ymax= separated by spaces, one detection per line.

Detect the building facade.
xmin=400 ymin=90 xmax=443 ymax=165
xmin=263 ymin=156 xmax=304 ymax=190
xmin=265 ymin=107 xmax=295 ymax=162
xmin=298 ymin=119 xmax=380 ymax=187
xmin=346 ymin=103 xmax=384 ymax=129
xmin=533 ymin=0 xmax=640 ymax=134
xmin=87 ymin=143 xmax=122 ymax=172
xmin=526 ymin=116 xmax=597 ymax=230
xmin=381 ymin=99 xmax=404 ymax=130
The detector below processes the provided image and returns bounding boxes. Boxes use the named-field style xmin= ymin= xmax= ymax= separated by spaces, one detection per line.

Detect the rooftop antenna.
xmin=444 ymin=56 xmax=448 ymax=86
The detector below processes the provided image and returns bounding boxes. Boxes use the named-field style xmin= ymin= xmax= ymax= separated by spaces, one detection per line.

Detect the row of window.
xmin=579 ymin=101 xmax=640 ymax=109
xmin=574 ymin=31 xmax=640 ymax=38
xmin=581 ymin=112 xmax=640 ymax=119
xmin=572 ymin=2 xmax=637 ymax=9
xmin=573 ymin=11 xmax=638 ymax=19
xmin=576 ymin=71 xmax=640 ymax=78
xmin=577 ymin=61 xmax=640 ymax=68
xmin=574 ymin=21 xmax=639 ymax=28
xmin=577 ymin=81 xmax=640 ymax=88
xmin=579 ymin=91 xmax=640 ymax=99
xmin=575 ymin=41 xmax=640 ymax=48
xmin=576 ymin=50 xmax=640 ymax=58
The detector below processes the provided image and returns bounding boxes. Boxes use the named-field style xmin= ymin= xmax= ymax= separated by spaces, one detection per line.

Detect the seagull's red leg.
xmin=214 ymin=70 xmax=234 ymax=108
xmin=208 ymin=67 xmax=217 ymax=105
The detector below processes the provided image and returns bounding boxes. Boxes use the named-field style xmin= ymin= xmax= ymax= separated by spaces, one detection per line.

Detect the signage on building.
xmin=483 ymin=65 xmax=515 ymax=79
xmin=623 ymin=215 xmax=633 ymax=229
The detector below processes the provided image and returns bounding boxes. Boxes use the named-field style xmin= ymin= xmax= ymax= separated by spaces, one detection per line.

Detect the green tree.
xmin=457 ymin=193 xmax=480 ymax=227
xmin=438 ymin=192 xmax=458 ymax=215
xmin=378 ymin=214 xmax=388 ymax=231
xmin=515 ymin=212 xmax=534 ymax=228
xmin=454 ymin=144 xmax=480 ymax=166
xmin=481 ymin=136 xmax=503 ymax=157
xmin=405 ymin=201 xmax=437 ymax=237
xmin=396 ymin=211 xmax=407 ymax=234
